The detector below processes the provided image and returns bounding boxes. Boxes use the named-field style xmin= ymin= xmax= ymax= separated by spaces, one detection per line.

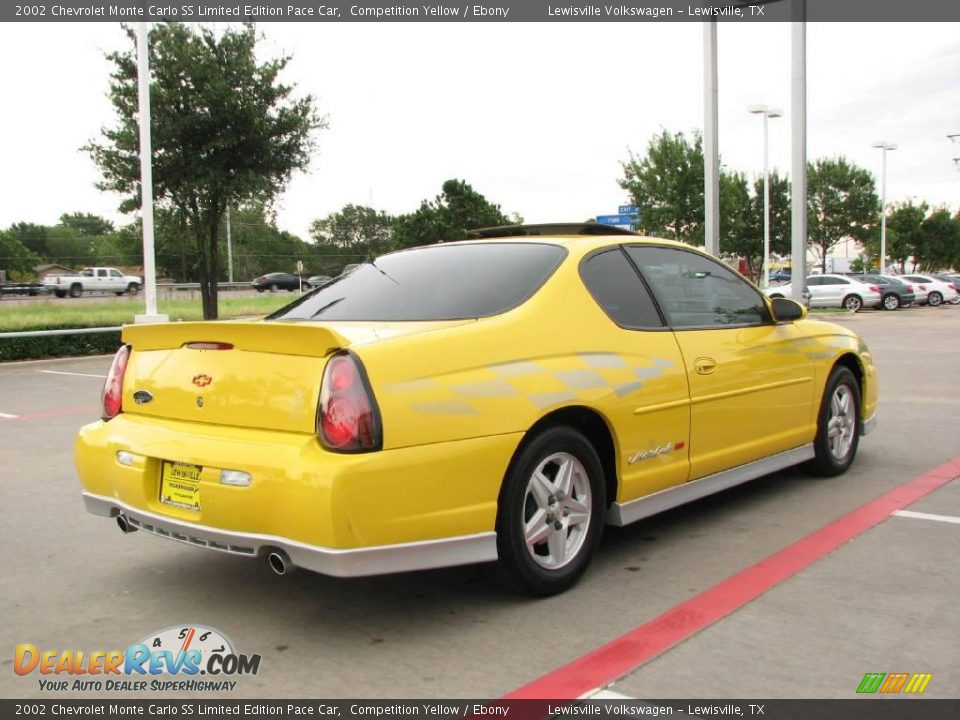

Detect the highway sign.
xmin=618 ymin=205 xmax=639 ymax=215
xmin=596 ymin=214 xmax=636 ymax=226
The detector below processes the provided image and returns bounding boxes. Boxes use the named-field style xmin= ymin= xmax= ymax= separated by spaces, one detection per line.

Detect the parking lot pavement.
xmin=597 ymin=476 xmax=960 ymax=699
xmin=0 ymin=308 xmax=957 ymax=700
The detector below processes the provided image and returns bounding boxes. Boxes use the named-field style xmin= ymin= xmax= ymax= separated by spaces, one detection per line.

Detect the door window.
xmin=626 ymin=246 xmax=770 ymax=329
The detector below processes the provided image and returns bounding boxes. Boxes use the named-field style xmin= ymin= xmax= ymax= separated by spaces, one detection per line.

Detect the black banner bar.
xmin=5 ymin=0 xmax=960 ymax=23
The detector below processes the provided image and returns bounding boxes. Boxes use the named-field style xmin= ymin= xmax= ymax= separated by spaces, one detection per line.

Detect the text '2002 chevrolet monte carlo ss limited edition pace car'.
xmin=76 ymin=225 xmax=877 ymax=596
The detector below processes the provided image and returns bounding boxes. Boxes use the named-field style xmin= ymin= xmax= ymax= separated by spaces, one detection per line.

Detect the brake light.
xmin=919 ymin=284 xmax=927 ymax=291
xmin=101 ymin=345 xmax=131 ymax=421
xmin=906 ymin=285 xmax=913 ymax=292
xmin=317 ymin=352 xmax=382 ymax=452
xmin=868 ymin=285 xmax=879 ymax=293
xmin=949 ymin=283 xmax=956 ymax=291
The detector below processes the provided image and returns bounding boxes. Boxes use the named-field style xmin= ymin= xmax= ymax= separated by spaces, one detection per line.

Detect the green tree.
xmin=227 ymin=202 xmax=313 ymax=280
xmin=86 ymin=22 xmax=325 ymax=319
xmin=718 ymin=170 xmax=756 ymax=276
xmin=310 ymin=204 xmax=394 ymax=260
xmin=619 ymin=130 xmax=705 ymax=244
xmin=0 ymin=229 xmax=41 ymax=277
xmin=392 ymin=179 xmax=516 ymax=249
xmin=915 ymin=207 xmax=960 ymax=271
xmin=863 ymin=200 xmax=926 ymax=272
xmin=806 ymin=158 xmax=879 ymax=273
xmin=58 ymin=213 xmax=115 ymax=237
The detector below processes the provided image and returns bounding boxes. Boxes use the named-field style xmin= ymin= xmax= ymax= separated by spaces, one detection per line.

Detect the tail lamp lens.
xmin=318 ymin=353 xmax=382 ymax=452
xmin=869 ymin=285 xmax=879 ymax=293
xmin=101 ymin=345 xmax=131 ymax=421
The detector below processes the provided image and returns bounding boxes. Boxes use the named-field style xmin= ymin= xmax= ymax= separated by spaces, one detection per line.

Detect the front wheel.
xmin=927 ymin=291 xmax=943 ymax=307
xmin=882 ymin=293 xmax=900 ymax=311
xmin=494 ymin=427 xmax=606 ymax=596
xmin=806 ymin=366 xmax=861 ymax=477
xmin=842 ymin=294 xmax=863 ymax=312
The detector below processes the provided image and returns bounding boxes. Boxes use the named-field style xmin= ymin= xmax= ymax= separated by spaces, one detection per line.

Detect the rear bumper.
xmin=83 ymin=491 xmax=496 ymax=577
xmin=76 ymin=414 xmax=520 ymax=574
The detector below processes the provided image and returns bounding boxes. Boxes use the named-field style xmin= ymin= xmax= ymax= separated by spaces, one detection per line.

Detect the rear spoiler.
xmin=122 ymin=321 xmax=349 ymax=358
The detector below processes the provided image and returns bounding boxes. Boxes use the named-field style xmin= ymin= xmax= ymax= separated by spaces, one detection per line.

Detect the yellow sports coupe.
xmin=76 ymin=225 xmax=877 ymax=596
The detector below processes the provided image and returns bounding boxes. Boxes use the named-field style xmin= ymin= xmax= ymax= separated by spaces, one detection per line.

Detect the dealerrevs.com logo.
xmin=14 ymin=625 xmax=261 ymax=692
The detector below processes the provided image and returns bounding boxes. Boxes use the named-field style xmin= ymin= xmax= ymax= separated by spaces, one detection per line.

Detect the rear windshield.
xmin=268 ymin=242 xmax=567 ymax=322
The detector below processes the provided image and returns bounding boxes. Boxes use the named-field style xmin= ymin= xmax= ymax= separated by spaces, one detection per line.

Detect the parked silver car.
xmin=766 ymin=274 xmax=881 ymax=312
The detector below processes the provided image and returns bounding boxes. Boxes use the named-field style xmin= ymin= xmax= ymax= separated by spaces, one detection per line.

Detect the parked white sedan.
xmin=899 ymin=274 xmax=959 ymax=307
xmin=766 ymin=274 xmax=881 ymax=312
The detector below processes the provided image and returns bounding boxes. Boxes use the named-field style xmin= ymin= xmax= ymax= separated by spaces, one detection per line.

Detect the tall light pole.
xmin=871 ymin=141 xmax=897 ymax=273
xmin=749 ymin=105 xmax=783 ymax=288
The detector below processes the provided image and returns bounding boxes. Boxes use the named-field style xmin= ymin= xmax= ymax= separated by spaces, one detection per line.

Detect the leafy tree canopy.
xmin=619 ymin=130 xmax=705 ymax=244
xmin=807 ymin=157 xmax=879 ymax=273
xmin=392 ymin=179 xmax=515 ymax=249
xmin=310 ymin=204 xmax=394 ymax=257
xmin=58 ymin=213 xmax=115 ymax=236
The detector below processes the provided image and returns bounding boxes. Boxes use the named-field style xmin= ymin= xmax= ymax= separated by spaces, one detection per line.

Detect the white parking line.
xmin=0 ymin=412 xmax=19 ymax=419
xmin=37 ymin=370 xmax=107 ymax=379
xmin=894 ymin=510 xmax=960 ymax=526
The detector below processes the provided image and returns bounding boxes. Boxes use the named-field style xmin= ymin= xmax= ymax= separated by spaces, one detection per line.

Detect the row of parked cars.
xmin=765 ymin=272 xmax=960 ymax=311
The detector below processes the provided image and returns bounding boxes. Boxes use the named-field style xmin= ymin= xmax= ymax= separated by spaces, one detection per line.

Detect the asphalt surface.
xmin=1 ymin=305 xmax=958 ymax=700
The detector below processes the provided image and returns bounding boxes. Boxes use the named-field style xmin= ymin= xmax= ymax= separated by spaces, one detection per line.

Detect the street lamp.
xmin=871 ymin=141 xmax=897 ymax=273
xmin=749 ymin=104 xmax=783 ymax=288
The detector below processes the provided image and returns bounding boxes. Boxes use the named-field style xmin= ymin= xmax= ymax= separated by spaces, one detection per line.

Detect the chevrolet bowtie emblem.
xmin=192 ymin=374 xmax=213 ymax=387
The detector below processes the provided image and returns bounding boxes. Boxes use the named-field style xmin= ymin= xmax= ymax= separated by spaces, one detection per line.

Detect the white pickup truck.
xmin=45 ymin=267 xmax=143 ymax=298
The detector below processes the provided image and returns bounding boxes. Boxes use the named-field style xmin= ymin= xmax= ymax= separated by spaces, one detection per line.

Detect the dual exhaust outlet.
xmin=115 ymin=514 xmax=296 ymax=576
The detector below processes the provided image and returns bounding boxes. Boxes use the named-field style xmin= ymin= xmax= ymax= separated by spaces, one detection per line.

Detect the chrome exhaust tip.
xmin=116 ymin=514 xmax=137 ymax=534
xmin=267 ymin=551 xmax=294 ymax=576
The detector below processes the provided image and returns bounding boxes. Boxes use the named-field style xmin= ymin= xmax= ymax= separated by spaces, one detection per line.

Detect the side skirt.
xmin=607 ymin=444 xmax=816 ymax=527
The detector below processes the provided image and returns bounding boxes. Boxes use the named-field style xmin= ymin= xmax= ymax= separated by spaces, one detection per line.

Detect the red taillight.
xmin=906 ymin=285 xmax=913 ymax=292
xmin=868 ymin=285 xmax=879 ymax=293
xmin=919 ymin=284 xmax=927 ymax=291
xmin=318 ymin=352 xmax=382 ymax=452
xmin=948 ymin=283 xmax=956 ymax=291
xmin=101 ymin=345 xmax=131 ymax=421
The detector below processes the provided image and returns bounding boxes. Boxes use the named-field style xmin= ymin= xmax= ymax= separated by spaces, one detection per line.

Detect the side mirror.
xmin=771 ymin=297 xmax=807 ymax=322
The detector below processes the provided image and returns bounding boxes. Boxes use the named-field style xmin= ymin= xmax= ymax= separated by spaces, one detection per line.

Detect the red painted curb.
xmin=504 ymin=457 xmax=960 ymax=699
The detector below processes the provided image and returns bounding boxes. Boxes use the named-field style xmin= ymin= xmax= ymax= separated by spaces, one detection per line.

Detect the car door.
xmin=804 ymin=276 xmax=827 ymax=307
xmin=108 ymin=269 xmax=124 ymax=291
xmin=820 ymin=276 xmax=851 ymax=306
xmin=579 ymin=248 xmax=690 ymax=503
xmin=626 ymin=246 xmax=816 ymax=480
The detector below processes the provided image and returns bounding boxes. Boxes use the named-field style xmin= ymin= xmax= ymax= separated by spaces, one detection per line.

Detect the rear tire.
xmin=842 ymin=294 xmax=863 ymax=312
xmin=882 ymin=293 xmax=900 ymax=311
xmin=493 ymin=427 xmax=606 ymax=596
xmin=927 ymin=291 xmax=943 ymax=307
xmin=806 ymin=366 xmax=861 ymax=477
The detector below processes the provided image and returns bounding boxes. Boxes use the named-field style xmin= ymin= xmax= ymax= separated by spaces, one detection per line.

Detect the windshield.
xmin=268 ymin=242 xmax=567 ymax=322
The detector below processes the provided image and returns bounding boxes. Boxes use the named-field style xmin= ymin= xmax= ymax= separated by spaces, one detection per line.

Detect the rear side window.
xmin=269 ymin=243 xmax=566 ymax=322
xmin=580 ymin=249 xmax=664 ymax=329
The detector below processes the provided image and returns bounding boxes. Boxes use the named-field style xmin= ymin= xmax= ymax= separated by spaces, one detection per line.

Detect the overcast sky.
xmin=1 ymin=21 xmax=957 ymax=240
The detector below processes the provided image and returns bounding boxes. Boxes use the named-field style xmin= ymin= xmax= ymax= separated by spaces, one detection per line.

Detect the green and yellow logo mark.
xmin=857 ymin=672 xmax=933 ymax=694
